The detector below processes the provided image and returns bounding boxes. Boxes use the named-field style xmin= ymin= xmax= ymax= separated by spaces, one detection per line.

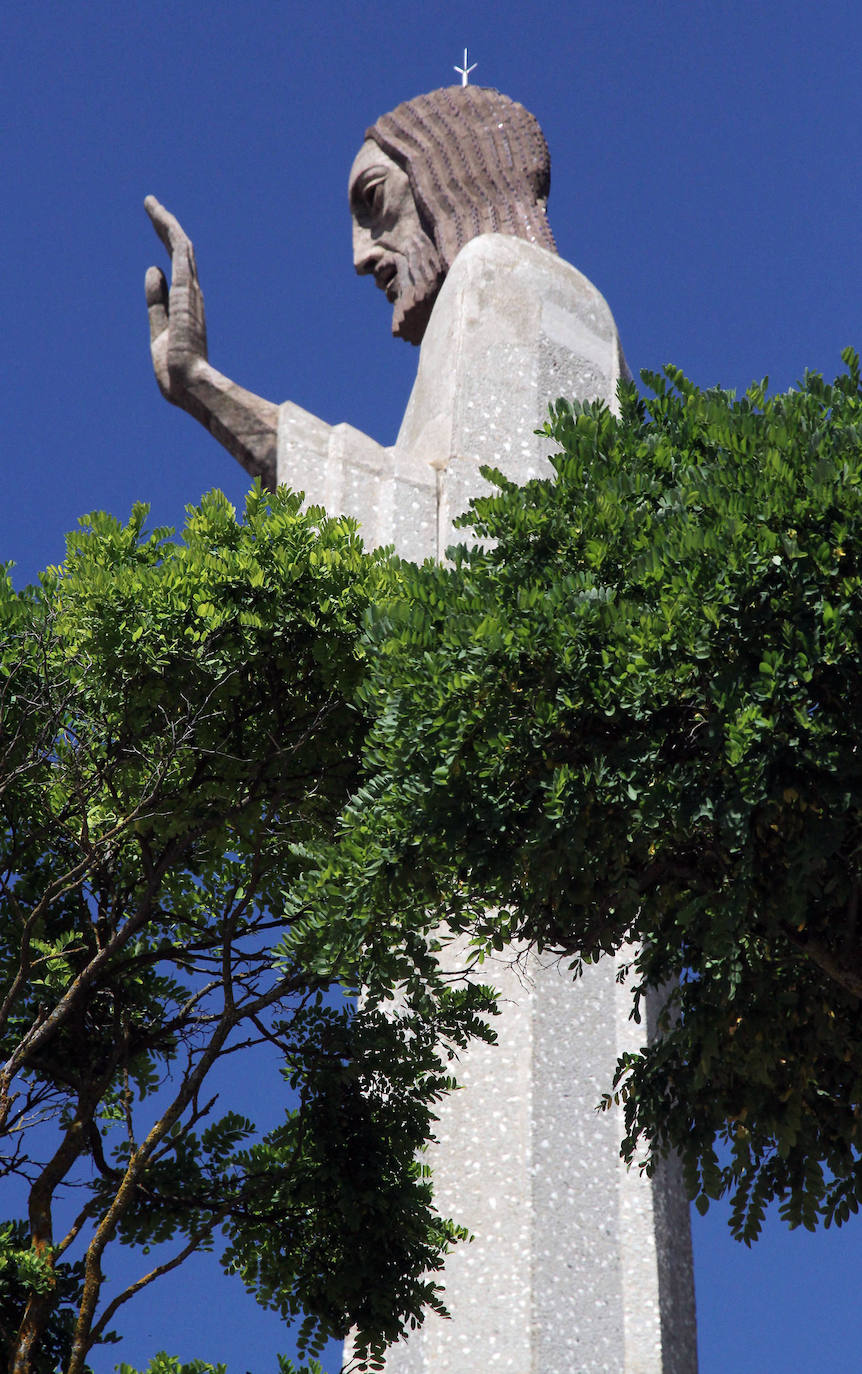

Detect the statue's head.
xmin=349 ymin=86 xmax=556 ymax=345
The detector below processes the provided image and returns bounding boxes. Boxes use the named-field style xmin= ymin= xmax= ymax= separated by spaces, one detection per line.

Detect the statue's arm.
xmin=145 ymin=196 xmax=278 ymax=491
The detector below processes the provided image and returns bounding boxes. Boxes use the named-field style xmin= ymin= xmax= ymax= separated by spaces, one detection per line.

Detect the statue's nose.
xmin=352 ymin=222 xmax=381 ymax=276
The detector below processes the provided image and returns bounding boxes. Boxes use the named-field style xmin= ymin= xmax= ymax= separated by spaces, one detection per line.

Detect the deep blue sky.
xmin=2 ymin=3 xmax=861 ymax=1370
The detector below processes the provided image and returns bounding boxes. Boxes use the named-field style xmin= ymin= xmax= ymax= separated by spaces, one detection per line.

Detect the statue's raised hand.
xmin=143 ymin=196 xmax=277 ymax=487
xmin=145 ymin=196 xmax=209 ymax=404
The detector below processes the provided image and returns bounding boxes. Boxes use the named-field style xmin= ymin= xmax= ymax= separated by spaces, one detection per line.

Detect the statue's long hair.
xmin=367 ymin=86 xmax=557 ymax=270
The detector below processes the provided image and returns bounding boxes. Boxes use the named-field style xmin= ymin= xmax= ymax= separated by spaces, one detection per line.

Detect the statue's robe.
xmin=278 ymin=233 xmax=629 ymax=559
xmin=278 ymin=235 xmax=697 ymax=1374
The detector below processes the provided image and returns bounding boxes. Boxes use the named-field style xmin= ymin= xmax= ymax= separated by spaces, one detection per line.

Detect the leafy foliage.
xmin=0 ymin=1222 xmax=87 ymax=1374
xmin=350 ymin=353 xmax=862 ymax=1242
xmin=9 ymin=352 xmax=862 ymax=1370
xmin=0 ymin=486 xmax=484 ymax=1374
xmin=115 ymin=1352 xmax=326 ymax=1374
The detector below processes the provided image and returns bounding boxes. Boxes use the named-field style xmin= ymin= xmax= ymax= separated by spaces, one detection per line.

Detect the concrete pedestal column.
xmin=278 ymin=235 xmax=697 ymax=1374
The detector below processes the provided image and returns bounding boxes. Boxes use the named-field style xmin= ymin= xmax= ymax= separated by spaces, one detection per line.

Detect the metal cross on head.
xmin=454 ymin=47 xmax=477 ymax=86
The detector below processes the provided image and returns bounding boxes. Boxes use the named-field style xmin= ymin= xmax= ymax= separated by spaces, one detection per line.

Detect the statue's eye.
xmin=350 ymin=169 xmax=389 ymax=222
xmin=365 ymin=179 xmax=385 ymax=215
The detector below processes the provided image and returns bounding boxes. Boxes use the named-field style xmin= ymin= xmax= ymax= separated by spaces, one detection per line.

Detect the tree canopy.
xmin=7 ymin=353 xmax=862 ymax=1372
xmin=347 ymin=351 xmax=862 ymax=1243
xmin=0 ymin=487 xmax=489 ymax=1374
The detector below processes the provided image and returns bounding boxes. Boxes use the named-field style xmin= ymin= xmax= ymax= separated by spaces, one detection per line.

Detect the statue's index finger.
xmin=144 ymin=194 xmax=191 ymax=259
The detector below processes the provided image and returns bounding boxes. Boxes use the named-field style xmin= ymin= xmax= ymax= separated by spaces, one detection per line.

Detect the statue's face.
xmin=349 ymin=139 xmax=444 ymax=345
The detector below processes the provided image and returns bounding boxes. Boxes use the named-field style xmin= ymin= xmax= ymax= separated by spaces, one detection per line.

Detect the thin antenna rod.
xmin=454 ymin=48 xmax=477 ymax=86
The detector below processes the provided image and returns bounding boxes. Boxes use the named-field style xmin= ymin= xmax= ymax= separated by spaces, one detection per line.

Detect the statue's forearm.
xmin=174 ymin=362 xmax=279 ymax=491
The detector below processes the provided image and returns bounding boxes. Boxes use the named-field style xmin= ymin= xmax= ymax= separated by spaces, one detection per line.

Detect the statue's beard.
xmin=391 ymin=232 xmax=446 ymax=345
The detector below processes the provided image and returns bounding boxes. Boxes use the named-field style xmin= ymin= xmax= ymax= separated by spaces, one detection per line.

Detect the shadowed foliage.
xmin=0 ymin=486 xmax=489 ymax=1374
xmin=347 ymin=351 xmax=862 ymax=1243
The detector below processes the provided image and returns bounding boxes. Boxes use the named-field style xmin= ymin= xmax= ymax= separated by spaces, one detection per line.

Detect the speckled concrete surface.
xmin=278 ymin=236 xmax=696 ymax=1373
xmin=378 ymin=948 xmax=696 ymax=1374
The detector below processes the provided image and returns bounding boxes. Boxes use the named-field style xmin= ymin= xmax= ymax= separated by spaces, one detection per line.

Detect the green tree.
xmin=0 ymin=485 xmax=487 ymax=1374
xmin=349 ymin=351 xmax=862 ymax=1244
xmin=12 ymin=351 xmax=860 ymax=1370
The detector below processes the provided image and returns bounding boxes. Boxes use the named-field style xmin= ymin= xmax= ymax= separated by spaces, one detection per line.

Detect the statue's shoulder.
xmin=398 ymin=234 xmax=629 ymax=472
xmin=448 ymin=231 xmax=612 ymax=303
xmin=423 ymin=232 xmax=623 ymax=362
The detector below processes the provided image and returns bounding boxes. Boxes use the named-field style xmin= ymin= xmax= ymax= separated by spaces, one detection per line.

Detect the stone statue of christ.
xmin=144 ymin=86 xmax=695 ymax=1374
xmin=145 ymin=86 xmax=627 ymax=555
